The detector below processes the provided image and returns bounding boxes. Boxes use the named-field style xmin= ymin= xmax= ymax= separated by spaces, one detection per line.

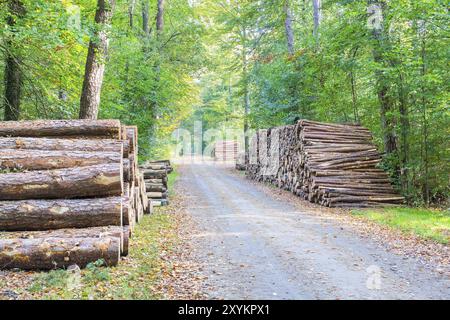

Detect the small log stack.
xmin=140 ymin=160 xmax=173 ymax=207
xmin=246 ymin=120 xmax=404 ymax=208
xmin=214 ymin=140 xmax=239 ymax=162
xmin=0 ymin=120 xmax=150 ymax=270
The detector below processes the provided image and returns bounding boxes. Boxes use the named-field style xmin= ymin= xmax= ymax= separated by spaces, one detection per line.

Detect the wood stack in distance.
xmin=0 ymin=120 xmax=150 ymax=270
xmin=214 ymin=140 xmax=239 ymax=162
xmin=246 ymin=120 xmax=404 ymax=208
xmin=140 ymin=160 xmax=172 ymax=207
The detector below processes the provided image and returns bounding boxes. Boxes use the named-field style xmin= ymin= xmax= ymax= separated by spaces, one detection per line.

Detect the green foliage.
xmin=178 ymin=0 xmax=449 ymax=206
xmin=0 ymin=0 xmax=448 ymax=204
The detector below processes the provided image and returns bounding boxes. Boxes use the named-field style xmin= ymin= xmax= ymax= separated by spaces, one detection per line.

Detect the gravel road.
xmin=177 ymin=163 xmax=449 ymax=300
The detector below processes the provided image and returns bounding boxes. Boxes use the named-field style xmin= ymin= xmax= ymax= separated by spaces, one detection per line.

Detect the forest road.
xmin=177 ymin=163 xmax=449 ymax=300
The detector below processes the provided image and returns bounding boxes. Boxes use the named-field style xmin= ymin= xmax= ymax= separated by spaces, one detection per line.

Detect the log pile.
xmin=140 ymin=160 xmax=173 ymax=207
xmin=0 ymin=120 xmax=150 ymax=270
xmin=214 ymin=140 xmax=239 ymax=161
xmin=246 ymin=120 xmax=404 ymax=208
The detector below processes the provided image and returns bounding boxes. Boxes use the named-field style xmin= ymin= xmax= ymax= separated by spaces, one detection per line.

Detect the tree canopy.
xmin=1 ymin=0 xmax=448 ymax=205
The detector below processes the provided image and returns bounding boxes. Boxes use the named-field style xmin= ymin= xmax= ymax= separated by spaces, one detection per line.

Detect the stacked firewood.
xmin=246 ymin=120 xmax=404 ymax=208
xmin=0 ymin=120 xmax=150 ymax=270
xmin=140 ymin=160 xmax=173 ymax=207
xmin=214 ymin=140 xmax=239 ymax=161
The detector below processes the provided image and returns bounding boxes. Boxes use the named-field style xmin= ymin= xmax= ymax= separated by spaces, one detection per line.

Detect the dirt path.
xmin=177 ymin=163 xmax=449 ymax=300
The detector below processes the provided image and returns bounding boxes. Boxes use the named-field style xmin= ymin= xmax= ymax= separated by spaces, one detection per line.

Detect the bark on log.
xmin=0 ymin=163 xmax=123 ymax=200
xmin=0 ymin=137 xmax=128 ymax=158
xmin=0 ymin=197 xmax=122 ymax=231
xmin=0 ymin=236 xmax=120 ymax=270
xmin=0 ymin=149 xmax=122 ymax=171
xmin=0 ymin=120 xmax=121 ymax=138
xmin=10 ymin=226 xmax=127 ymax=256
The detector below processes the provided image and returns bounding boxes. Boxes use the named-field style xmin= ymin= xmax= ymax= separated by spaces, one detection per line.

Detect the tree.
xmin=284 ymin=0 xmax=295 ymax=55
xmin=367 ymin=0 xmax=397 ymax=155
xmin=312 ymin=0 xmax=321 ymax=40
xmin=79 ymin=0 xmax=116 ymax=120
xmin=156 ymin=0 xmax=165 ymax=35
xmin=3 ymin=0 xmax=25 ymax=121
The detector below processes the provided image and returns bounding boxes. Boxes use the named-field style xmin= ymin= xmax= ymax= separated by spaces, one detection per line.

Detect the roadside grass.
xmin=167 ymin=164 xmax=178 ymax=196
xmin=25 ymin=166 xmax=180 ymax=300
xmin=352 ymin=207 xmax=450 ymax=244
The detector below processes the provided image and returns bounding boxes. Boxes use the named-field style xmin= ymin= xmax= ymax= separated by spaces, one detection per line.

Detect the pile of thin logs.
xmin=214 ymin=140 xmax=239 ymax=161
xmin=140 ymin=160 xmax=173 ymax=207
xmin=246 ymin=120 xmax=404 ymax=208
xmin=0 ymin=120 xmax=151 ymax=270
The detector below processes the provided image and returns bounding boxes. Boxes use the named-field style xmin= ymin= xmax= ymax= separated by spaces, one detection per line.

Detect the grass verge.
xmin=352 ymin=207 xmax=450 ymax=244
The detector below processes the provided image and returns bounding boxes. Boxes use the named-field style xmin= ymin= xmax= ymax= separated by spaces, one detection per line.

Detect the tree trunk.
xmin=0 ymin=137 xmax=127 ymax=157
xmin=3 ymin=0 xmax=26 ymax=121
xmin=128 ymin=0 xmax=136 ymax=28
xmin=6 ymin=226 xmax=128 ymax=257
xmin=242 ymin=26 xmax=250 ymax=164
xmin=284 ymin=0 xmax=295 ymax=55
xmin=368 ymin=0 xmax=397 ymax=155
xmin=0 ymin=236 xmax=120 ymax=270
xmin=79 ymin=0 xmax=116 ymax=120
xmin=0 ymin=163 xmax=123 ymax=200
xmin=156 ymin=0 xmax=165 ymax=35
xmin=142 ymin=0 xmax=150 ymax=35
xmin=312 ymin=0 xmax=321 ymax=40
xmin=0 ymin=149 xmax=122 ymax=171
xmin=0 ymin=197 xmax=122 ymax=231
xmin=0 ymin=119 xmax=121 ymax=138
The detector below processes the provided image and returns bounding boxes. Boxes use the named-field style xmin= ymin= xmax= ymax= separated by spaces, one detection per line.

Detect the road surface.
xmin=177 ymin=163 xmax=449 ymax=300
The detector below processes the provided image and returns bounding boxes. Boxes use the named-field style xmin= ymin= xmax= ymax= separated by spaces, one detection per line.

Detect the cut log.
xmin=122 ymin=226 xmax=130 ymax=256
xmin=0 ymin=149 xmax=122 ymax=171
xmin=11 ymin=226 xmax=127 ymax=256
xmin=0 ymin=163 xmax=123 ymax=200
xmin=0 ymin=120 xmax=121 ymax=139
xmin=0 ymin=137 xmax=128 ymax=157
xmin=147 ymin=191 xmax=168 ymax=198
xmin=0 ymin=236 xmax=120 ymax=270
xmin=143 ymin=170 xmax=167 ymax=179
xmin=0 ymin=197 xmax=122 ymax=231
xmin=145 ymin=185 xmax=167 ymax=192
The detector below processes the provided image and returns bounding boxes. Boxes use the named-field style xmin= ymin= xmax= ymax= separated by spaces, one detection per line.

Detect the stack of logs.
xmin=140 ymin=160 xmax=173 ymax=207
xmin=246 ymin=120 xmax=404 ymax=208
xmin=214 ymin=141 xmax=239 ymax=162
xmin=0 ymin=120 xmax=151 ymax=270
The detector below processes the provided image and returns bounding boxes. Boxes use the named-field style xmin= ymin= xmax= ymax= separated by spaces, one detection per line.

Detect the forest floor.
xmin=170 ymin=162 xmax=449 ymax=300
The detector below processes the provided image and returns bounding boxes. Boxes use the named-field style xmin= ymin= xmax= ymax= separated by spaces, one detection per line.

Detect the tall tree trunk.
xmin=151 ymin=0 xmax=165 ymax=121
xmin=419 ymin=22 xmax=429 ymax=205
xmin=142 ymin=0 xmax=150 ymax=36
xmin=129 ymin=0 xmax=136 ymax=29
xmin=284 ymin=0 xmax=295 ymax=55
xmin=368 ymin=0 xmax=397 ymax=155
xmin=79 ymin=0 xmax=115 ymax=120
xmin=398 ymin=71 xmax=409 ymax=196
xmin=156 ymin=0 xmax=165 ymax=35
xmin=242 ymin=27 xmax=250 ymax=164
xmin=312 ymin=0 xmax=321 ymax=40
xmin=3 ymin=0 xmax=25 ymax=121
